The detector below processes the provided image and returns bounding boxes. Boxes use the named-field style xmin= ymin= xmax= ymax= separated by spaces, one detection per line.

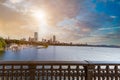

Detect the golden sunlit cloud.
xmin=32 ymin=10 xmax=47 ymax=22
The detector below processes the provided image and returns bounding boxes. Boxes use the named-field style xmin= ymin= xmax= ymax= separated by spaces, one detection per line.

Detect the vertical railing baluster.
xmin=2 ymin=65 xmax=5 ymax=80
xmin=5 ymin=65 xmax=8 ymax=80
xmin=20 ymin=65 xmax=22 ymax=80
xmin=94 ymin=66 xmax=96 ymax=80
xmin=25 ymin=66 xmax=27 ymax=80
xmin=85 ymin=64 xmax=94 ymax=80
xmin=42 ymin=65 xmax=44 ymax=80
xmin=68 ymin=65 xmax=70 ymax=80
xmin=98 ymin=65 xmax=100 ymax=80
xmin=72 ymin=69 xmax=73 ymax=80
xmin=55 ymin=66 xmax=57 ymax=80
xmin=102 ymin=70 xmax=105 ymax=80
xmin=81 ymin=70 xmax=84 ymax=80
xmin=46 ymin=69 xmax=48 ymax=80
xmin=38 ymin=70 xmax=40 ymax=80
xmin=110 ymin=70 xmax=113 ymax=80
xmin=106 ymin=65 xmax=109 ymax=80
xmin=11 ymin=65 xmax=14 ymax=80
xmin=59 ymin=65 xmax=62 ymax=80
xmin=51 ymin=65 xmax=53 ymax=80
xmin=17 ymin=68 xmax=19 ymax=80
xmin=7 ymin=69 xmax=8 ymax=80
xmin=76 ymin=65 xmax=79 ymax=80
xmin=63 ymin=68 xmax=66 ymax=80
xmin=72 ymin=69 xmax=76 ymax=80
xmin=14 ymin=66 xmax=16 ymax=80
xmin=115 ymin=65 xmax=118 ymax=80
xmin=29 ymin=64 xmax=36 ymax=80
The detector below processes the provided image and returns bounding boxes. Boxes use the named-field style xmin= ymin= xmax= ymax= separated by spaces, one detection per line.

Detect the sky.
xmin=0 ymin=0 xmax=120 ymax=45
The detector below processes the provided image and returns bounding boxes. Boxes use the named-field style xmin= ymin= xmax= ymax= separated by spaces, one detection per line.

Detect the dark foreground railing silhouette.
xmin=0 ymin=61 xmax=120 ymax=80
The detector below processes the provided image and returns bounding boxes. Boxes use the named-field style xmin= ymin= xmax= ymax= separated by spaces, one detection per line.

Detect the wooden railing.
xmin=0 ymin=61 xmax=120 ymax=80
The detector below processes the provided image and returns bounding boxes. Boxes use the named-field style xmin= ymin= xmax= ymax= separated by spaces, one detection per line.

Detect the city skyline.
xmin=0 ymin=0 xmax=120 ymax=45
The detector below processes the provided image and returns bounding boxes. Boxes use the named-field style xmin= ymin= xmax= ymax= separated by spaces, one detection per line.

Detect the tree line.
xmin=0 ymin=37 xmax=6 ymax=51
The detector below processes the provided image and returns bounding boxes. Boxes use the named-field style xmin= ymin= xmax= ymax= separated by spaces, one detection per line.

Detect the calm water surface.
xmin=0 ymin=46 xmax=120 ymax=61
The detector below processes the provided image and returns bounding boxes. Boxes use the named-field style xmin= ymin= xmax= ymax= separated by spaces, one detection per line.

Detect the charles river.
xmin=0 ymin=46 xmax=120 ymax=61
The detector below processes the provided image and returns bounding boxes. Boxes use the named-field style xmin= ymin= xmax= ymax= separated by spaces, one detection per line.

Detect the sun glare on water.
xmin=31 ymin=9 xmax=48 ymax=39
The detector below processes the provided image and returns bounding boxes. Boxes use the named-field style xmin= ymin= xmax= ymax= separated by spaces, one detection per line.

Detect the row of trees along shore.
xmin=0 ymin=37 xmax=6 ymax=51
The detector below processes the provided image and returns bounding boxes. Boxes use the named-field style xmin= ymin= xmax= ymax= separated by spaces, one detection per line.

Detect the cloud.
xmin=0 ymin=0 xmax=6 ymax=3
xmin=0 ymin=0 xmax=120 ymax=45
xmin=28 ymin=0 xmax=84 ymax=25
xmin=110 ymin=16 xmax=117 ymax=19
xmin=57 ymin=18 xmax=92 ymax=38
xmin=56 ymin=9 xmax=116 ymax=43
xmin=1 ymin=0 xmax=32 ymax=15
xmin=1 ymin=0 xmax=84 ymax=26
xmin=98 ymin=27 xmax=120 ymax=30
xmin=9 ymin=0 xmax=23 ymax=4
xmin=0 ymin=3 xmax=37 ymax=39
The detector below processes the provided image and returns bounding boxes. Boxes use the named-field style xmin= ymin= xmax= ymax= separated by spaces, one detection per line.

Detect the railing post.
xmin=29 ymin=64 xmax=36 ymax=80
xmin=84 ymin=64 xmax=94 ymax=80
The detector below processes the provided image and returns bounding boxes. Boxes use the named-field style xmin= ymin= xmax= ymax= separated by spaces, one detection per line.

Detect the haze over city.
xmin=0 ymin=0 xmax=120 ymax=45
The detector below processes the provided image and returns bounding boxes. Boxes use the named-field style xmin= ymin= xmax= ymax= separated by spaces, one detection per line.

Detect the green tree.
xmin=0 ymin=37 xmax=6 ymax=51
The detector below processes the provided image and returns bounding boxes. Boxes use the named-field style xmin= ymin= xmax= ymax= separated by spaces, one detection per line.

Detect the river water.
xmin=0 ymin=46 xmax=120 ymax=61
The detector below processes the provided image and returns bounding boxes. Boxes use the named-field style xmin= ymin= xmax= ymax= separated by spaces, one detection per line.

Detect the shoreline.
xmin=0 ymin=48 xmax=4 ymax=51
xmin=48 ymin=45 xmax=120 ymax=48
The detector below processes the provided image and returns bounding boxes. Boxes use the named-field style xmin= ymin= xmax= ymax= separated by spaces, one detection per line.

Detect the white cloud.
xmin=2 ymin=0 xmax=31 ymax=13
xmin=9 ymin=0 xmax=23 ymax=4
xmin=57 ymin=18 xmax=78 ymax=31
xmin=98 ymin=27 xmax=120 ymax=30
xmin=110 ymin=16 xmax=117 ymax=19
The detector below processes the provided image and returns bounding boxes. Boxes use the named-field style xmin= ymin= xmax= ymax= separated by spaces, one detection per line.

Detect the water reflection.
xmin=53 ymin=46 xmax=56 ymax=60
xmin=0 ymin=51 xmax=5 ymax=60
xmin=0 ymin=46 xmax=120 ymax=61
